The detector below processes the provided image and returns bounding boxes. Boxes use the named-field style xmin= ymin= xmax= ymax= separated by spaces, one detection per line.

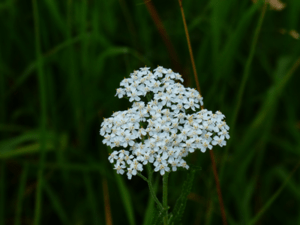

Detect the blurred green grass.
xmin=0 ymin=0 xmax=300 ymax=224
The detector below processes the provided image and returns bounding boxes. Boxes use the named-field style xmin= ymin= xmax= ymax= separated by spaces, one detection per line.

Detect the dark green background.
xmin=0 ymin=0 xmax=300 ymax=224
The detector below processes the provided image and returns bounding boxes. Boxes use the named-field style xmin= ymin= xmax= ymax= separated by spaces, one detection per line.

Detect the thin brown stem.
xmin=178 ymin=1 xmax=227 ymax=224
xmin=208 ymin=151 xmax=227 ymax=225
xmin=143 ymin=0 xmax=184 ymax=76
xmin=102 ymin=177 xmax=113 ymax=225
xmin=178 ymin=0 xmax=201 ymax=98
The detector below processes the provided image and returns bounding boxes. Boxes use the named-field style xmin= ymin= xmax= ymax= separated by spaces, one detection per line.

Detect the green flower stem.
xmin=142 ymin=165 xmax=164 ymax=211
xmin=163 ymin=172 xmax=169 ymax=225
xmin=137 ymin=172 xmax=148 ymax=182
xmin=147 ymin=181 xmax=163 ymax=210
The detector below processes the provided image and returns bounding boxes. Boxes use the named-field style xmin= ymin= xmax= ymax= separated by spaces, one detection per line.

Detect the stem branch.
xmin=145 ymin=164 xmax=164 ymax=211
xmin=162 ymin=172 xmax=169 ymax=225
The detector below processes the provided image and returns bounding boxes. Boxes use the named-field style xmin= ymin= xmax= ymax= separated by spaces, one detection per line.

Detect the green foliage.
xmin=14 ymin=163 xmax=29 ymax=225
xmin=169 ymin=169 xmax=196 ymax=225
xmin=150 ymin=204 xmax=169 ymax=225
xmin=142 ymin=176 xmax=159 ymax=225
xmin=43 ymin=179 xmax=70 ymax=225
xmin=0 ymin=0 xmax=300 ymax=224
xmin=114 ymin=171 xmax=136 ymax=225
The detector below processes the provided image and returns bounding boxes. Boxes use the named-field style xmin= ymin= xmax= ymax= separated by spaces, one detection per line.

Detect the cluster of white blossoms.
xmin=100 ymin=66 xmax=230 ymax=179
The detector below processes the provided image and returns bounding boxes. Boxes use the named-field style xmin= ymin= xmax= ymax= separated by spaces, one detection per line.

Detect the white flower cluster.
xmin=100 ymin=66 xmax=230 ymax=179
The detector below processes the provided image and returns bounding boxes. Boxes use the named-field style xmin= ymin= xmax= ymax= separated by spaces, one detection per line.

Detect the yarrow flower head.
xmin=100 ymin=66 xmax=230 ymax=179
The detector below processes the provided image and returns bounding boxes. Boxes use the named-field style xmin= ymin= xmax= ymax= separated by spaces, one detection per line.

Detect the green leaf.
xmin=169 ymin=169 xmax=196 ymax=225
xmin=150 ymin=204 xmax=167 ymax=225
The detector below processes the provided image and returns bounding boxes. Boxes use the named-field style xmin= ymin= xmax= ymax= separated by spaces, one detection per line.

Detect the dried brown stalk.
xmin=103 ymin=177 xmax=113 ymax=225
xmin=143 ymin=0 xmax=184 ymax=76
xmin=178 ymin=1 xmax=227 ymax=224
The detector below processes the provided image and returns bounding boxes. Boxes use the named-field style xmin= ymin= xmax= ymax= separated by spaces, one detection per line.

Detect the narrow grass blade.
xmin=43 ymin=179 xmax=70 ymax=225
xmin=0 ymin=143 xmax=54 ymax=159
xmin=32 ymin=0 xmax=48 ymax=224
xmin=80 ymin=0 xmax=88 ymax=71
xmin=237 ymin=57 xmax=300 ymax=155
xmin=276 ymin=167 xmax=300 ymax=199
xmin=230 ymin=2 xmax=267 ymax=130
xmin=0 ymin=124 xmax=29 ymax=132
xmin=0 ymin=130 xmax=55 ymax=151
xmin=114 ymin=172 xmax=136 ymax=225
xmin=118 ymin=0 xmax=138 ymax=49
xmin=220 ymin=2 xmax=270 ymax=180
xmin=218 ymin=3 xmax=260 ymax=79
xmin=10 ymin=159 xmax=112 ymax=179
xmin=249 ymin=161 xmax=300 ymax=225
xmin=44 ymin=0 xmax=66 ymax=36
xmin=14 ymin=163 xmax=29 ymax=225
xmin=6 ymin=34 xmax=85 ymax=97
xmin=95 ymin=47 xmax=152 ymax=76
xmin=0 ymin=162 xmax=5 ymax=225
xmin=0 ymin=59 xmax=5 ymax=124
xmin=84 ymin=173 xmax=100 ymax=225
xmin=204 ymin=200 xmax=213 ymax=225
